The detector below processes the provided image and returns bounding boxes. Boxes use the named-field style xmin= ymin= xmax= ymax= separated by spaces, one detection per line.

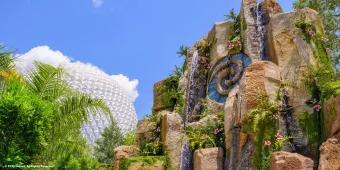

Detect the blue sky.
xmin=0 ymin=0 xmax=294 ymax=119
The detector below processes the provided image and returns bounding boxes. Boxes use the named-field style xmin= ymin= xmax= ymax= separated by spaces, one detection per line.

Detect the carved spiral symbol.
xmin=207 ymin=53 xmax=251 ymax=104
xmin=210 ymin=59 xmax=243 ymax=96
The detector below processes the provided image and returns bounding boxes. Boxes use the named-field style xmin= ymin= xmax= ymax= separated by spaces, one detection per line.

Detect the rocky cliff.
xmin=114 ymin=0 xmax=340 ymax=169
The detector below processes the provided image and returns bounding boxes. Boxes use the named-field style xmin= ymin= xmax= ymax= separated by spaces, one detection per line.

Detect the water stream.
xmin=184 ymin=50 xmax=200 ymax=123
xmin=256 ymin=1 xmax=267 ymax=60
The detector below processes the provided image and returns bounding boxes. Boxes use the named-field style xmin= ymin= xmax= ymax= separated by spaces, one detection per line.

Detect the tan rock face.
xmin=318 ymin=138 xmax=340 ymax=170
xmin=266 ymin=8 xmax=322 ymax=110
xmin=193 ymin=147 xmax=224 ymax=170
xmin=224 ymin=61 xmax=281 ymax=169
xmin=114 ymin=145 xmax=139 ymax=160
xmin=324 ymin=96 xmax=340 ymax=138
xmin=270 ymin=151 xmax=314 ymax=170
xmin=207 ymin=21 xmax=233 ymax=65
xmin=239 ymin=61 xmax=281 ymax=121
xmin=263 ymin=0 xmax=283 ymax=18
xmin=135 ymin=119 xmax=156 ymax=146
xmin=161 ymin=112 xmax=185 ymax=170
xmin=113 ymin=145 xmax=139 ymax=170
xmin=153 ymin=78 xmax=176 ymax=112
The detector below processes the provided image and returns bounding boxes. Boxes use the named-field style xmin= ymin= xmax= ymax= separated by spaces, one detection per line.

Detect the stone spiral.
xmin=207 ymin=53 xmax=251 ymax=103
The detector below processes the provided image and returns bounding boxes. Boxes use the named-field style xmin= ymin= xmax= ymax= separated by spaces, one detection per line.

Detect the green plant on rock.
xmin=294 ymin=0 xmax=339 ymax=71
xmin=123 ymin=132 xmax=137 ymax=146
xmin=241 ymin=92 xmax=281 ymax=170
xmin=186 ymin=119 xmax=224 ymax=151
xmin=140 ymin=112 xmax=163 ymax=156
xmin=119 ymin=156 xmax=167 ymax=170
xmin=225 ymin=8 xmax=242 ymax=54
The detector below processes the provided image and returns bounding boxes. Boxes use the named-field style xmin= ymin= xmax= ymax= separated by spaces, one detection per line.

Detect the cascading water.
xmin=256 ymin=1 xmax=267 ymax=60
xmin=184 ymin=50 xmax=200 ymax=124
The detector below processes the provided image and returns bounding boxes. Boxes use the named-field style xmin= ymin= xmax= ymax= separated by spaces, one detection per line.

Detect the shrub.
xmin=0 ymin=78 xmax=53 ymax=165
xmin=186 ymin=119 xmax=225 ymax=151
xmin=94 ymin=120 xmax=124 ymax=164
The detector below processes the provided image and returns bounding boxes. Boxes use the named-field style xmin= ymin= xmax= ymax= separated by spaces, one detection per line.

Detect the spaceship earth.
xmin=63 ymin=63 xmax=138 ymax=145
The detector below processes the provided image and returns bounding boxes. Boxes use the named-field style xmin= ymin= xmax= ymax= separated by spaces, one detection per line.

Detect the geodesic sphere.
xmin=64 ymin=63 xmax=137 ymax=145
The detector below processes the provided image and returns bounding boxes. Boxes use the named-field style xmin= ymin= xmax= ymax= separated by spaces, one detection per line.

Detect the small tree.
xmin=94 ymin=120 xmax=124 ymax=164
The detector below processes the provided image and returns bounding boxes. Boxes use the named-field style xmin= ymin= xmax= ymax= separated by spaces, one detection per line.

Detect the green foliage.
xmin=0 ymin=47 xmax=14 ymax=72
xmin=298 ymin=112 xmax=320 ymax=150
xmin=242 ymin=93 xmax=280 ymax=170
xmin=123 ymin=132 xmax=136 ymax=146
xmin=94 ymin=120 xmax=124 ymax=164
xmin=225 ymin=8 xmax=238 ymax=22
xmin=295 ymin=14 xmax=336 ymax=99
xmin=0 ymin=78 xmax=53 ymax=165
xmin=140 ymin=113 xmax=163 ymax=156
xmin=0 ymin=53 xmax=109 ymax=168
xmin=177 ymin=45 xmax=189 ymax=58
xmin=119 ymin=156 xmax=166 ymax=170
xmin=186 ymin=119 xmax=224 ymax=151
xmin=53 ymin=136 xmax=99 ymax=170
xmin=294 ymin=0 xmax=340 ymax=71
xmin=226 ymin=9 xmax=242 ymax=54
xmin=322 ymin=80 xmax=340 ymax=97
xmin=159 ymin=76 xmax=182 ymax=112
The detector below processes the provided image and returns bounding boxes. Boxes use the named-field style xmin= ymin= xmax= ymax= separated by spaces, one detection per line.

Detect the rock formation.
xmin=114 ymin=0 xmax=339 ymax=169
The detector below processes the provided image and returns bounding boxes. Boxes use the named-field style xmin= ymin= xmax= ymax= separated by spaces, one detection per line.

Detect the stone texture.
xmin=125 ymin=160 xmax=164 ymax=170
xmin=193 ymin=147 xmax=224 ymax=170
xmin=207 ymin=21 xmax=234 ymax=66
xmin=161 ymin=112 xmax=186 ymax=170
xmin=318 ymin=138 xmax=340 ymax=170
xmin=135 ymin=119 xmax=156 ymax=146
xmin=152 ymin=78 xmax=176 ymax=112
xmin=187 ymin=114 xmax=218 ymax=129
xmin=113 ymin=145 xmax=139 ymax=170
xmin=263 ymin=0 xmax=283 ymax=19
xmin=239 ymin=61 xmax=281 ymax=120
xmin=266 ymin=8 xmax=322 ymax=110
xmin=224 ymin=61 xmax=281 ymax=170
xmin=270 ymin=151 xmax=314 ymax=170
xmin=323 ymin=96 xmax=340 ymax=138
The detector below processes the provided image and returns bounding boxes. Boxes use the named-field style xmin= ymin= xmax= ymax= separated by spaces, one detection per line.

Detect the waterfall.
xmin=256 ymin=2 xmax=266 ymax=60
xmin=184 ymin=50 xmax=200 ymax=124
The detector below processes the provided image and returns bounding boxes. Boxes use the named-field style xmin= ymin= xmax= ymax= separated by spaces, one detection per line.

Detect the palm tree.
xmin=0 ymin=49 xmax=111 ymax=164
xmin=27 ymin=63 xmax=111 ymax=162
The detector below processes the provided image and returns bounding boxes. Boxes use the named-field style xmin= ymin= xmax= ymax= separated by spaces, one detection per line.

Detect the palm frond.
xmin=55 ymin=92 xmax=111 ymax=132
xmin=0 ymin=47 xmax=14 ymax=72
xmin=26 ymin=62 xmax=69 ymax=101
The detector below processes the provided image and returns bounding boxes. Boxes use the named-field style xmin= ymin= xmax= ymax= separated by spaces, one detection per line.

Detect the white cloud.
xmin=111 ymin=74 xmax=139 ymax=102
xmin=92 ymin=0 xmax=104 ymax=8
xmin=15 ymin=45 xmax=139 ymax=102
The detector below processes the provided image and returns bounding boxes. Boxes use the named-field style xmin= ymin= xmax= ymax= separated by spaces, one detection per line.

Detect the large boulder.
xmin=270 ymin=151 xmax=314 ymax=170
xmin=113 ymin=145 xmax=139 ymax=170
xmin=153 ymin=78 xmax=178 ymax=112
xmin=193 ymin=147 xmax=224 ymax=170
xmin=207 ymin=21 xmax=234 ymax=65
xmin=266 ymin=8 xmax=322 ymax=110
xmin=239 ymin=61 xmax=281 ymax=120
xmin=323 ymin=96 xmax=340 ymax=138
xmin=135 ymin=119 xmax=156 ymax=146
xmin=161 ymin=112 xmax=186 ymax=170
xmin=224 ymin=61 xmax=281 ymax=169
xmin=318 ymin=138 xmax=340 ymax=170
